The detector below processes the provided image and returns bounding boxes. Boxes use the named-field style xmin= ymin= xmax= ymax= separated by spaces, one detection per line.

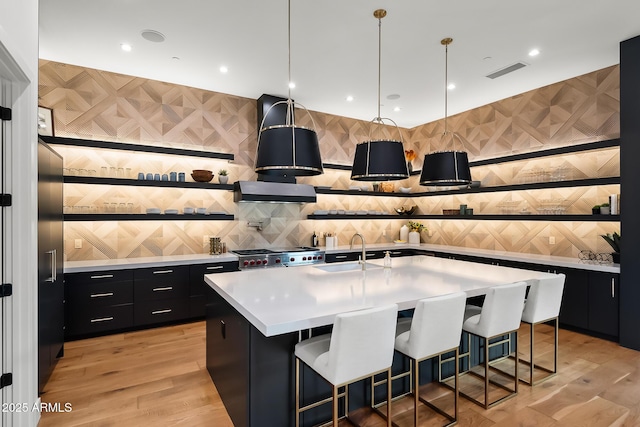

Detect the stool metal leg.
xmin=414 ymin=358 xmax=419 ymax=427
xmin=332 ymin=385 xmax=339 ymax=427
xmin=295 ymin=358 xmax=300 ymax=427
xmin=387 ymin=368 xmax=392 ymax=427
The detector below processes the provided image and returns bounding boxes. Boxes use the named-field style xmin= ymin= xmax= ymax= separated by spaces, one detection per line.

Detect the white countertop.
xmin=64 ymin=253 xmax=238 ymax=273
xmin=64 ymin=242 xmax=619 ymax=273
xmin=326 ymin=242 xmax=620 ymax=274
xmin=204 ymin=255 xmax=559 ymax=337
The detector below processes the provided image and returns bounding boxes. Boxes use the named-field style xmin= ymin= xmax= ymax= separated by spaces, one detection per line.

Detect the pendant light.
xmin=254 ymin=0 xmax=323 ymax=177
xmin=350 ymin=9 xmax=409 ymax=182
xmin=419 ymin=38 xmax=472 ymax=186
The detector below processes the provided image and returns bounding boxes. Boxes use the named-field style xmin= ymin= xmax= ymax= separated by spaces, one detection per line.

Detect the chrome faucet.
xmin=350 ymin=233 xmax=366 ymax=270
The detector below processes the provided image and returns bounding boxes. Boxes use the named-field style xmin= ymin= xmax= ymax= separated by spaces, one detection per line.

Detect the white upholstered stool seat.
xmin=459 ymin=281 xmax=527 ymax=409
xmin=393 ymin=292 xmax=467 ymax=427
xmin=519 ymin=274 xmax=565 ymax=385
xmin=295 ymin=304 xmax=398 ymax=427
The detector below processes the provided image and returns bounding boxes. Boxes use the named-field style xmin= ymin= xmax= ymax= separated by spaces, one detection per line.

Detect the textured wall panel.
xmin=39 ymin=60 xmax=620 ymax=262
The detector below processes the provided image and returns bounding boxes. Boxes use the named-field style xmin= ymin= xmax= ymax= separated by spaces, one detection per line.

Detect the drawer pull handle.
xmin=90 ymin=274 xmax=114 ymax=279
xmin=152 ymin=269 xmax=173 ymax=274
xmin=153 ymin=286 xmax=173 ymax=292
xmin=391 ymin=251 xmax=402 ymax=255
xmin=207 ymin=266 xmax=224 ymax=270
xmin=90 ymin=317 xmax=114 ymax=323
xmin=335 ymin=255 xmax=348 ymax=259
xmin=152 ymin=309 xmax=172 ymax=315
xmin=611 ymin=278 xmax=615 ymax=298
xmin=90 ymin=292 xmax=114 ymax=298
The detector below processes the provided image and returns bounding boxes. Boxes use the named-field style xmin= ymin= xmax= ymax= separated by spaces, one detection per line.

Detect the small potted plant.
xmin=407 ymin=221 xmax=427 ymax=244
xmin=218 ymin=169 xmax=229 ymax=184
xmin=600 ymin=203 xmax=610 ymax=215
xmin=592 ymin=204 xmax=601 ymax=215
xmin=601 ymin=231 xmax=620 ymax=263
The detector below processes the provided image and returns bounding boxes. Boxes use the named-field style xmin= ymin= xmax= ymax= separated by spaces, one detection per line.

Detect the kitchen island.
xmin=204 ymin=255 xmax=559 ymax=427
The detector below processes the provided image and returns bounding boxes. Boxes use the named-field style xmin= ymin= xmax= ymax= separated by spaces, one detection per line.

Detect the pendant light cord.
xmin=376 ymin=14 xmax=382 ymax=122
xmin=286 ymin=0 xmax=293 ymax=126
xmin=444 ymin=41 xmax=449 ymax=135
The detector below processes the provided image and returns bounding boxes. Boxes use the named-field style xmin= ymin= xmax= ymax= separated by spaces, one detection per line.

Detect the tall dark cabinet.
xmin=38 ymin=139 xmax=64 ymax=393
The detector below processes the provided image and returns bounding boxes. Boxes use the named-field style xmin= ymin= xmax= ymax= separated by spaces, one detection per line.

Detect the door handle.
xmin=90 ymin=292 xmax=114 ymax=298
xmin=611 ymin=278 xmax=615 ymax=298
xmin=152 ymin=309 xmax=172 ymax=315
xmin=90 ymin=317 xmax=114 ymax=323
xmin=152 ymin=269 xmax=173 ymax=275
xmin=90 ymin=274 xmax=114 ymax=279
xmin=207 ymin=265 xmax=224 ymax=270
xmin=46 ymin=250 xmax=55 ymax=282
xmin=152 ymin=286 xmax=173 ymax=292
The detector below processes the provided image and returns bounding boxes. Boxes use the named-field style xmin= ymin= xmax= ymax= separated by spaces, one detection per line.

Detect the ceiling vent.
xmin=486 ymin=62 xmax=527 ymax=79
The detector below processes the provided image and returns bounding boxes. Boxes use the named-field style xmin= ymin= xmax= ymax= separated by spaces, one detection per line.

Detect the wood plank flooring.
xmin=39 ymin=321 xmax=640 ymax=426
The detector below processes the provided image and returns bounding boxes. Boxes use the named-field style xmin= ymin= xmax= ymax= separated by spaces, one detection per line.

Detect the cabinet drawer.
xmin=133 ymin=265 xmax=189 ymax=282
xmin=134 ymin=266 xmax=189 ymax=302
xmin=65 ymin=269 xmax=134 ymax=286
xmin=189 ymin=262 xmax=239 ymax=296
xmin=325 ymin=252 xmax=361 ymax=263
xmin=66 ymin=280 xmax=133 ymax=307
xmin=66 ymin=303 xmax=134 ymax=337
xmin=134 ymin=298 xmax=190 ymax=326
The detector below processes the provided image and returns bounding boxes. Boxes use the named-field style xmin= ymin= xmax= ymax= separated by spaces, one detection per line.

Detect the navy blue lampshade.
xmin=255 ymin=125 xmax=323 ymax=176
xmin=351 ymin=139 xmax=410 ymax=181
xmin=419 ymin=150 xmax=472 ymax=186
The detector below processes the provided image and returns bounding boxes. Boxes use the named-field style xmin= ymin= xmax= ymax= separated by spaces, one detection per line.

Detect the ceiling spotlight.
xmin=393 ymin=106 xmax=401 ymax=112
xmin=120 ymin=43 xmax=132 ymax=52
xmin=346 ymin=95 xmax=354 ymax=102
xmin=529 ymin=48 xmax=540 ymax=57
xmin=288 ymin=81 xmax=296 ymax=89
xmin=447 ymin=83 xmax=456 ymax=90
xmin=220 ymin=66 xmax=228 ymax=73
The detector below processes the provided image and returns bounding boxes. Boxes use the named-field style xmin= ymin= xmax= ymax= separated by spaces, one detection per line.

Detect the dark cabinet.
xmin=65 ymin=270 xmax=134 ymax=337
xmin=189 ymin=261 xmax=238 ymax=317
xmin=557 ymin=268 xmax=589 ymax=330
xmin=325 ymin=248 xmax=415 ymax=263
xmin=38 ymin=140 xmax=64 ymax=394
xmin=133 ymin=266 xmax=189 ymax=326
xmin=587 ymin=271 xmax=619 ymax=337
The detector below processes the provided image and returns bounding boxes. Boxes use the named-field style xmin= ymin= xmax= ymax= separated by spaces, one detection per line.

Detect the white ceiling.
xmin=39 ymin=0 xmax=640 ymax=128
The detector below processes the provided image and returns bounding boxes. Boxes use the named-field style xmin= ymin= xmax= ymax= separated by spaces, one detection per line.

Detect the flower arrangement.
xmin=407 ymin=221 xmax=426 ymax=232
xmin=405 ymin=149 xmax=417 ymax=162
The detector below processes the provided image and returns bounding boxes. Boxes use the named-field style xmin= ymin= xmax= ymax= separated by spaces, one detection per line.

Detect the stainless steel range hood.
xmin=233 ymin=181 xmax=317 ymax=203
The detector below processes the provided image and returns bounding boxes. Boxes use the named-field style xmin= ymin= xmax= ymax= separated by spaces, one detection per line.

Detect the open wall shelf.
xmin=40 ymin=135 xmax=235 ymax=161
xmin=307 ymin=214 xmax=620 ymax=221
xmin=64 ymin=213 xmax=235 ymax=222
xmin=64 ymin=175 xmax=234 ymax=190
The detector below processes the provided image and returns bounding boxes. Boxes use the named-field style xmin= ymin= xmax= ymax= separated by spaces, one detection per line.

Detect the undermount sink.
xmin=314 ymin=262 xmax=383 ymax=272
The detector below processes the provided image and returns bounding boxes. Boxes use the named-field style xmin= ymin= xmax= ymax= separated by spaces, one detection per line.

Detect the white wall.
xmin=0 ymin=0 xmax=41 ymax=426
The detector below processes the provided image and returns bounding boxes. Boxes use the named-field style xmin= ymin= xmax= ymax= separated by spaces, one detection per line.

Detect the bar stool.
xmin=520 ymin=274 xmax=565 ymax=385
xmin=295 ymin=304 xmax=398 ymax=427
xmin=394 ymin=292 xmax=467 ymax=427
xmin=459 ymin=282 xmax=527 ymax=409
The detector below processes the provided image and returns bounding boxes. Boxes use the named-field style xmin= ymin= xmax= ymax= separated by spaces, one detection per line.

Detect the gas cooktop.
xmin=232 ymin=247 xmax=325 ymax=269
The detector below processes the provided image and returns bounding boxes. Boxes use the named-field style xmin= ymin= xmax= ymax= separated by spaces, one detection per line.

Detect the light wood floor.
xmin=39 ymin=321 xmax=640 ymax=427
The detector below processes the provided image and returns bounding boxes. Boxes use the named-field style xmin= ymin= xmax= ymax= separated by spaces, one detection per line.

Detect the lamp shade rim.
xmin=356 ymin=138 xmax=403 ymax=145
xmin=419 ymin=178 xmax=472 ymax=186
xmin=259 ymin=123 xmax=315 ymax=133
xmin=351 ymin=173 xmax=408 ymax=180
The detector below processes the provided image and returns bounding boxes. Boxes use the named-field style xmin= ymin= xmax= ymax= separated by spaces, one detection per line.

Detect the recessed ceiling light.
xmin=529 ymin=48 xmax=540 ymax=57
xmin=386 ymin=94 xmax=401 ymax=100
xmin=172 ymin=56 xmax=180 ymax=61
xmin=447 ymin=83 xmax=456 ymax=90
xmin=140 ymin=29 xmax=166 ymax=43
xmin=288 ymin=82 xmax=296 ymax=89
xmin=393 ymin=106 xmax=401 ymax=112
xmin=219 ymin=66 xmax=228 ymax=73
xmin=120 ymin=43 xmax=132 ymax=52
xmin=346 ymin=95 xmax=354 ymax=102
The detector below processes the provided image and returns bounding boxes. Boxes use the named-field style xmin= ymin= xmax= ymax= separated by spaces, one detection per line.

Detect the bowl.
xmin=183 ymin=207 xmax=194 ymax=214
xmin=399 ymin=187 xmax=411 ymax=193
xmin=191 ymin=169 xmax=213 ymax=182
xmin=395 ymin=206 xmax=417 ymax=215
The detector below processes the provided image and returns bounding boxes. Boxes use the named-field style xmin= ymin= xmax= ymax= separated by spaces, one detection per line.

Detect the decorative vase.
xmin=612 ymin=252 xmax=620 ymax=264
xmin=600 ymin=206 xmax=610 ymax=215
xmin=407 ymin=161 xmax=413 ymax=173
xmin=592 ymin=207 xmax=600 ymax=215
xmin=408 ymin=231 xmax=420 ymax=245
xmin=218 ymin=175 xmax=229 ymax=184
xmin=399 ymin=225 xmax=409 ymax=242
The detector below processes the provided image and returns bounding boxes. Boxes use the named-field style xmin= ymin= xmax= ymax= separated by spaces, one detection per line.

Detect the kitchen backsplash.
xmin=38 ymin=60 xmax=620 ymax=261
